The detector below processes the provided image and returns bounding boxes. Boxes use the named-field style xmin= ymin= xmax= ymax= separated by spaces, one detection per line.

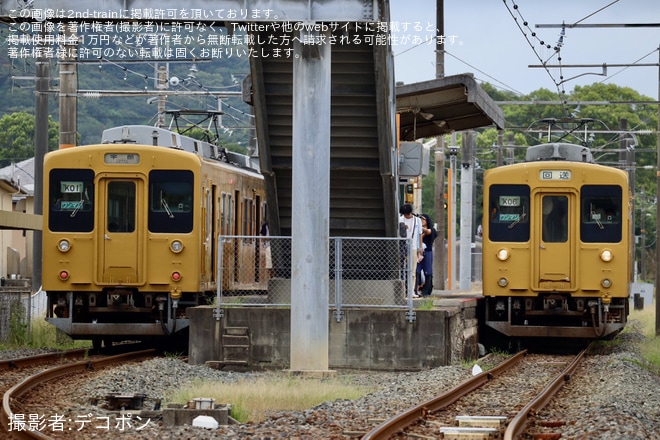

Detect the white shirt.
xmin=400 ymin=214 xmax=422 ymax=251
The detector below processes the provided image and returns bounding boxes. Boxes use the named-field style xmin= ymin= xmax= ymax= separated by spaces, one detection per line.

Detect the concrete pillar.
xmin=459 ymin=131 xmax=474 ymax=291
xmin=290 ymin=29 xmax=331 ymax=372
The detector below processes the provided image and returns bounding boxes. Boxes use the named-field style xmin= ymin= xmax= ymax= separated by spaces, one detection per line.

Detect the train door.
xmin=534 ymin=193 xmax=575 ymax=288
xmin=98 ymin=178 xmax=141 ymax=283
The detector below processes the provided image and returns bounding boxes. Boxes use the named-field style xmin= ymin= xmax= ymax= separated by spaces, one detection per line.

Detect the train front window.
xmin=542 ymin=195 xmax=568 ymax=243
xmin=48 ymin=169 xmax=94 ymax=232
xmin=488 ymin=185 xmax=530 ymax=242
xmin=581 ymin=185 xmax=622 ymax=243
xmin=107 ymin=181 xmax=135 ymax=232
xmin=148 ymin=170 xmax=194 ymax=233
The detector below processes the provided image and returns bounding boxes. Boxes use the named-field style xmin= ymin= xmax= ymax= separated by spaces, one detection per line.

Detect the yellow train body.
xmin=482 ymin=144 xmax=631 ymax=338
xmin=42 ymin=127 xmax=266 ymax=345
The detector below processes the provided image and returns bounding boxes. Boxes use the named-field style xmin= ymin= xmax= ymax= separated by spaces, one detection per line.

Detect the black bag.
xmin=399 ymin=221 xmax=407 ymax=238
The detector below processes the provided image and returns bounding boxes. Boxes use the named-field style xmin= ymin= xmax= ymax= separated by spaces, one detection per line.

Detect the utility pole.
xmin=156 ymin=66 xmax=168 ymax=128
xmin=59 ymin=28 xmax=78 ymax=150
xmin=33 ymin=42 xmax=49 ymax=293
xmin=434 ymin=0 xmax=446 ymax=291
xmin=436 ymin=0 xmax=444 ymax=79
xmin=434 ymin=144 xmax=445 ymax=290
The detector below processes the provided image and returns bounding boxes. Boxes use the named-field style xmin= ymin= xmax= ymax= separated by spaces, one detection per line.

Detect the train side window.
xmin=541 ymin=195 xmax=568 ymax=243
xmin=148 ymin=170 xmax=194 ymax=233
xmin=581 ymin=185 xmax=622 ymax=243
xmin=488 ymin=184 xmax=530 ymax=242
xmin=48 ymin=169 xmax=95 ymax=232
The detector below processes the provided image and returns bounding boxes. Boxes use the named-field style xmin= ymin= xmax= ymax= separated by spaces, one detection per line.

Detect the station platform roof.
xmin=396 ymin=74 xmax=505 ymax=141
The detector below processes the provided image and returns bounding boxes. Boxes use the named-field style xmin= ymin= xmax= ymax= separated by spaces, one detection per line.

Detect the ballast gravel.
xmin=2 ymin=319 xmax=659 ymax=439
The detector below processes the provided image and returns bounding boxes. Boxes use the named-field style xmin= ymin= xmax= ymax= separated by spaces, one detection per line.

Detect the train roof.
xmin=101 ymin=125 xmax=261 ymax=173
xmin=525 ymin=143 xmax=594 ymax=163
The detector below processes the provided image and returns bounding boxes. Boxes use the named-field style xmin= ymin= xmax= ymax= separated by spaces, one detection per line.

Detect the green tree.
xmin=0 ymin=111 xmax=60 ymax=167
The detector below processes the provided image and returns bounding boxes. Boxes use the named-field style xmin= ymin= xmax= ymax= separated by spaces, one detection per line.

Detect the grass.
xmin=166 ymin=373 xmax=377 ymax=423
xmin=629 ymin=307 xmax=660 ymax=371
xmin=0 ymin=316 xmax=90 ymax=352
xmin=415 ymin=298 xmax=435 ymax=310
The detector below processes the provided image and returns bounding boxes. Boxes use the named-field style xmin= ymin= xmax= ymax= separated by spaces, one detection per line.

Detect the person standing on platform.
xmin=416 ymin=213 xmax=437 ymax=297
xmin=399 ymin=203 xmax=423 ymax=299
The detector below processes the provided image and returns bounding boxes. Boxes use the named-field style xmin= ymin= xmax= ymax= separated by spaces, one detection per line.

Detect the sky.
xmin=390 ymin=0 xmax=660 ymax=99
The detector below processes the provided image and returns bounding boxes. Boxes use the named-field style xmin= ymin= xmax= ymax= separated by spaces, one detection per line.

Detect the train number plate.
xmin=539 ymin=170 xmax=572 ymax=180
xmin=499 ymin=196 xmax=520 ymax=207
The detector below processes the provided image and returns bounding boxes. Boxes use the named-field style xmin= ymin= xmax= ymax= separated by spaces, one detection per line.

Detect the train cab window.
xmin=148 ymin=170 xmax=194 ymax=233
xmin=581 ymin=185 xmax=622 ymax=243
xmin=48 ymin=169 xmax=95 ymax=232
xmin=107 ymin=181 xmax=135 ymax=232
xmin=542 ymin=195 xmax=568 ymax=243
xmin=488 ymin=184 xmax=530 ymax=242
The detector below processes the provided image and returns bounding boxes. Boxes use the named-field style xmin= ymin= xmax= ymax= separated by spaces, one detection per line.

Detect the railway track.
xmin=0 ymin=348 xmax=95 ymax=439
xmin=1 ymin=348 xmax=156 ymax=440
xmin=363 ymin=348 xmax=587 ymax=439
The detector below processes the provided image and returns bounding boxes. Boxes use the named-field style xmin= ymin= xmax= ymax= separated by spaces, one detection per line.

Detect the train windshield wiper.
xmin=508 ymin=207 xmax=526 ymax=229
xmin=160 ymin=192 xmax=174 ymax=218
xmin=590 ymin=204 xmax=604 ymax=229
xmin=69 ymin=188 xmax=89 ymax=218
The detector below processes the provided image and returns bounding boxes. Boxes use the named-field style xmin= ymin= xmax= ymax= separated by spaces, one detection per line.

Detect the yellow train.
xmin=42 ymin=125 xmax=266 ymax=348
xmin=482 ymin=143 xmax=631 ymax=339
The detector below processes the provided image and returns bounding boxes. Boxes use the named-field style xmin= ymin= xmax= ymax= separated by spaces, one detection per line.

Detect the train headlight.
xmin=58 ymin=239 xmax=71 ymax=252
xmin=498 ymin=277 xmax=508 ymax=287
xmin=170 ymin=240 xmax=184 ymax=253
xmin=601 ymin=278 xmax=612 ymax=288
xmin=496 ymin=248 xmax=510 ymax=261
xmin=600 ymin=249 xmax=613 ymax=262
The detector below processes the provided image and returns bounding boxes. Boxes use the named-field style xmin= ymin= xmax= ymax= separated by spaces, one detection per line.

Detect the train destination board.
xmin=539 ymin=170 xmax=572 ymax=181
xmin=105 ymin=153 xmax=140 ymax=165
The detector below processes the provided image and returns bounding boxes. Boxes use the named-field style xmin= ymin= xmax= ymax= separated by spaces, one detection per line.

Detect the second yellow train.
xmin=482 ymin=142 xmax=631 ymax=339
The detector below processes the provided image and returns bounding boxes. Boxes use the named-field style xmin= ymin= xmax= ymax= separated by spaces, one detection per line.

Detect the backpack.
xmin=399 ymin=221 xmax=407 ymax=238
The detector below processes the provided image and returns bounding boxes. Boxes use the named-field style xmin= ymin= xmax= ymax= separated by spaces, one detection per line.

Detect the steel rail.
xmin=0 ymin=348 xmax=91 ymax=371
xmin=2 ymin=349 xmax=156 ymax=440
xmin=504 ymin=348 xmax=587 ymax=440
xmin=362 ymin=350 xmax=528 ymax=440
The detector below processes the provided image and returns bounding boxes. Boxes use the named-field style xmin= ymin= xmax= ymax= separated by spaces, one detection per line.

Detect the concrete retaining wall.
xmin=188 ymin=297 xmax=479 ymax=370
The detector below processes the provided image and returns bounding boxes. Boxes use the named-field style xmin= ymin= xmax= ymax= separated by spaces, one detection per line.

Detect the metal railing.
xmin=215 ymin=236 xmax=420 ymax=321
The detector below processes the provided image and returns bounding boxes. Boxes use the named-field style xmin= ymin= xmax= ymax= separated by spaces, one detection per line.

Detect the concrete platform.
xmin=187 ymin=295 xmax=481 ymax=370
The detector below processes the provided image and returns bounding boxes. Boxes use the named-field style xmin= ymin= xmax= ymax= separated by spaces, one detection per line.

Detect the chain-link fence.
xmin=216 ymin=236 xmax=419 ymax=314
xmin=0 ymin=288 xmax=32 ymax=344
